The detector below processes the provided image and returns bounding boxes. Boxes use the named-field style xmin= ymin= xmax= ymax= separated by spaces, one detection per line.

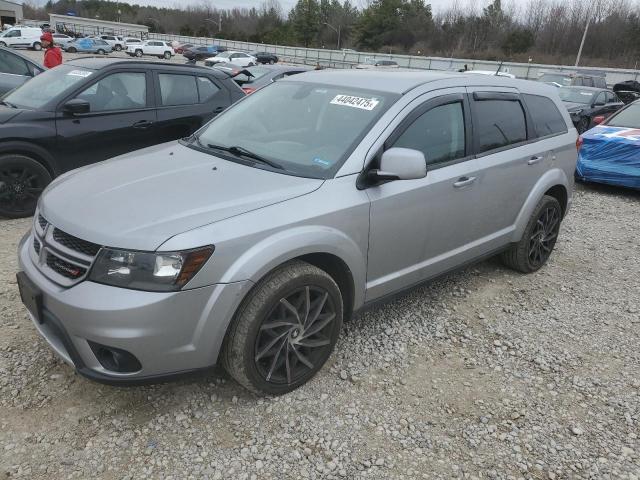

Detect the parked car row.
xmin=12 ymin=69 xmax=580 ymax=396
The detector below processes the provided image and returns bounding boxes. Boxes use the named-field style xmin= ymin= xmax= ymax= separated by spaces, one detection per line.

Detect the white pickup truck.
xmin=126 ymin=40 xmax=175 ymax=59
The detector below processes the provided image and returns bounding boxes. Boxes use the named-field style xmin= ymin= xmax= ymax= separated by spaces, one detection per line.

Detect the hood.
xmin=563 ymin=101 xmax=589 ymax=112
xmin=40 ymin=142 xmax=324 ymax=251
xmin=0 ymin=106 xmax=23 ymax=123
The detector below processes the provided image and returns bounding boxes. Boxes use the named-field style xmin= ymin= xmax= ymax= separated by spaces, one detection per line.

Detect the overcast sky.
xmin=30 ymin=0 xmax=519 ymax=15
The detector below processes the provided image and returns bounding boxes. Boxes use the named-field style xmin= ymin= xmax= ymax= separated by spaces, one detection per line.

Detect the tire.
xmin=32 ymin=42 xmax=42 ymax=51
xmin=577 ymin=117 xmax=590 ymax=134
xmin=269 ymin=59 xmax=275 ymax=65
xmin=222 ymin=260 xmax=343 ymax=395
xmin=247 ymin=62 xmax=254 ymax=67
xmin=67 ymin=47 xmax=77 ymax=53
xmin=163 ymin=51 xmax=171 ymax=59
xmin=0 ymin=41 xmax=6 ymax=47
xmin=501 ymin=195 xmax=562 ymax=273
xmin=96 ymin=49 xmax=105 ymax=55
xmin=135 ymin=49 xmax=143 ymax=57
xmin=114 ymin=44 xmax=122 ymax=51
xmin=0 ymin=154 xmax=52 ymax=219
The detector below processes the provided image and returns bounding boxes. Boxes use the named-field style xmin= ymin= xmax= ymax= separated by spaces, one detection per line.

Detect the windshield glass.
xmin=607 ymin=103 xmax=640 ymax=128
xmin=216 ymin=51 xmax=232 ymax=58
xmin=559 ymin=88 xmax=595 ymax=104
xmin=194 ymin=81 xmax=398 ymax=178
xmin=539 ymin=73 xmax=572 ymax=86
xmin=4 ymin=64 xmax=95 ymax=110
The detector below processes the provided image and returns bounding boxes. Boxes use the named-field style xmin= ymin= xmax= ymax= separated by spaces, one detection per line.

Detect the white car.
xmin=0 ymin=27 xmax=46 ymax=50
xmin=355 ymin=58 xmax=399 ymax=69
xmin=52 ymin=33 xmax=74 ymax=48
xmin=124 ymin=37 xmax=143 ymax=46
xmin=204 ymin=51 xmax=256 ymax=67
xmin=96 ymin=35 xmax=125 ymax=51
xmin=126 ymin=40 xmax=175 ymax=59
xmin=464 ymin=70 xmax=516 ymax=78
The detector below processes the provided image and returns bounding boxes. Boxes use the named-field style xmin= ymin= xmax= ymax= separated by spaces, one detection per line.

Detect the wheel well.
xmin=297 ymin=253 xmax=355 ymax=321
xmin=544 ymin=185 xmax=568 ymax=216
xmin=0 ymin=149 xmax=55 ymax=177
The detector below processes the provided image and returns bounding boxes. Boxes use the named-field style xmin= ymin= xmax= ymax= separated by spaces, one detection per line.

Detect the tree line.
xmin=23 ymin=0 xmax=640 ymax=68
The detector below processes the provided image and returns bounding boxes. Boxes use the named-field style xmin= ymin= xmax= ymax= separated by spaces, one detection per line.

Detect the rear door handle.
xmin=528 ymin=155 xmax=543 ymax=165
xmin=132 ymin=120 xmax=153 ymax=129
xmin=453 ymin=176 xmax=476 ymax=188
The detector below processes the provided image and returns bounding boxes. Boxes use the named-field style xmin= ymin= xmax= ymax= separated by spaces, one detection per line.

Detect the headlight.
xmin=89 ymin=246 xmax=214 ymax=292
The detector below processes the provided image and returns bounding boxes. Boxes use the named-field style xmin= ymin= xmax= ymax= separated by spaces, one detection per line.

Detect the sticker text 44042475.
xmin=330 ymin=95 xmax=380 ymax=111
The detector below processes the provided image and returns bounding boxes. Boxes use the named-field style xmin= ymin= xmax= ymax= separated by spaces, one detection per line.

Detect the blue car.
xmin=576 ymin=101 xmax=640 ymax=189
xmin=64 ymin=38 xmax=113 ymax=55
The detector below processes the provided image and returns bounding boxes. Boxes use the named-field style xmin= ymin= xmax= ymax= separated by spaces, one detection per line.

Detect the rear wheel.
xmin=163 ymin=51 xmax=171 ymax=59
xmin=577 ymin=117 xmax=590 ymax=134
xmin=0 ymin=41 xmax=6 ymax=47
xmin=222 ymin=261 xmax=343 ymax=395
xmin=0 ymin=154 xmax=52 ymax=219
xmin=114 ymin=44 xmax=122 ymax=51
xmin=501 ymin=195 xmax=562 ymax=273
xmin=269 ymin=59 xmax=275 ymax=64
xmin=67 ymin=47 xmax=77 ymax=53
xmin=97 ymin=49 xmax=105 ymax=55
xmin=135 ymin=49 xmax=143 ymax=57
xmin=32 ymin=42 xmax=42 ymax=51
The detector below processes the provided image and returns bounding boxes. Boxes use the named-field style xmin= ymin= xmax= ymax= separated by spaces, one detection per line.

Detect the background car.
xmin=0 ymin=58 xmax=245 ymax=218
xmin=559 ymin=86 xmax=623 ymax=133
xmin=355 ymin=58 xmax=399 ymax=69
xmin=613 ymin=80 xmax=640 ymax=104
xmin=183 ymin=45 xmax=227 ymax=61
xmin=204 ymin=51 xmax=256 ymax=67
xmin=227 ymin=64 xmax=313 ymax=94
xmin=174 ymin=43 xmax=194 ymax=54
xmin=124 ymin=37 xmax=143 ymax=47
xmin=52 ymin=33 xmax=74 ymax=48
xmin=463 ymin=70 xmax=516 ymax=78
xmin=252 ymin=51 xmax=278 ymax=64
xmin=96 ymin=35 xmax=125 ymax=51
xmin=65 ymin=38 xmax=112 ymax=55
xmin=0 ymin=26 xmax=45 ymax=50
xmin=0 ymin=46 xmax=44 ymax=95
xmin=126 ymin=40 xmax=174 ymax=59
xmin=576 ymin=100 xmax=640 ymax=189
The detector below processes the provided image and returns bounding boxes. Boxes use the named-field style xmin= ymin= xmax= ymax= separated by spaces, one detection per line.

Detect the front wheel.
xmin=222 ymin=261 xmax=343 ymax=395
xmin=114 ymin=44 xmax=122 ymax=51
xmin=135 ymin=49 xmax=143 ymax=57
xmin=67 ymin=47 xmax=77 ymax=53
xmin=501 ymin=195 xmax=562 ymax=273
xmin=163 ymin=51 xmax=171 ymax=59
xmin=269 ymin=59 xmax=275 ymax=64
xmin=577 ymin=117 xmax=590 ymax=134
xmin=32 ymin=42 xmax=42 ymax=51
xmin=0 ymin=154 xmax=52 ymax=218
xmin=0 ymin=41 xmax=6 ymax=47
xmin=96 ymin=49 xmax=105 ymax=55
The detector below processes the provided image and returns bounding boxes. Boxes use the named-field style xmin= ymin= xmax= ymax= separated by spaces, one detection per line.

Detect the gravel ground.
xmin=0 ymin=182 xmax=639 ymax=480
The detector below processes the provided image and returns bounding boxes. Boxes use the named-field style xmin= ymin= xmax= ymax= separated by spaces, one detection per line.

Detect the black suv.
xmin=0 ymin=58 xmax=244 ymax=218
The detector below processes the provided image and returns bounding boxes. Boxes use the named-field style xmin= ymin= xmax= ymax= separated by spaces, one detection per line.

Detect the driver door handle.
xmin=453 ymin=176 xmax=476 ymax=188
xmin=528 ymin=155 xmax=543 ymax=165
xmin=132 ymin=120 xmax=153 ymax=129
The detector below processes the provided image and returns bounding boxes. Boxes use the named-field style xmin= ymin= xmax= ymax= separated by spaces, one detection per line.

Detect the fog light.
xmin=88 ymin=341 xmax=142 ymax=373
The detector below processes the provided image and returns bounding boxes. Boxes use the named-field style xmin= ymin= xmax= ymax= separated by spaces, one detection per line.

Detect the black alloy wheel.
xmin=578 ymin=117 xmax=590 ymax=134
xmin=527 ymin=204 xmax=561 ymax=269
xmin=0 ymin=155 xmax=51 ymax=218
xmin=254 ymin=285 xmax=337 ymax=385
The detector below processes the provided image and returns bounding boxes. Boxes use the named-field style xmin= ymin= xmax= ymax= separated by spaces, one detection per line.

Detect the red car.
xmin=174 ymin=43 xmax=194 ymax=54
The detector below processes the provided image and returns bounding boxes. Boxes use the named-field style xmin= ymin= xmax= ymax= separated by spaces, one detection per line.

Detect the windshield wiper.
xmin=207 ymin=143 xmax=284 ymax=170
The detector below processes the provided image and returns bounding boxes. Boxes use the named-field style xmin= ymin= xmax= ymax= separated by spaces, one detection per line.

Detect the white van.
xmin=0 ymin=27 xmax=45 ymax=50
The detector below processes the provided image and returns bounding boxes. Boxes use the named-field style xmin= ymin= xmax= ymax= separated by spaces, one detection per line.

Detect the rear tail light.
xmin=576 ymin=135 xmax=583 ymax=152
xmin=242 ymin=87 xmax=256 ymax=95
xmin=592 ymin=115 xmax=605 ymax=125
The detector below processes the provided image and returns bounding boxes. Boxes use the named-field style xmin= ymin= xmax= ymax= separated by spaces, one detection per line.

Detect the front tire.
xmin=222 ymin=261 xmax=343 ymax=395
xmin=32 ymin=42 xmax=42 ymax=51
xmin=577 ymin=117 xmax=590 ymax=134
xmin=0 ymin=41 xmax=6 ymax=47
xmin=0 ymin=154 xmax=52 ymax=218
xmin=163 ymin=51 xmax=171 ymax=59
xmin=269 ymin=59 xmax=275 ymax=64
xmin=114 ymin=44 xmax=122 ymax=51
xmin=97 ymin=49 xmax=105 ymax=55
xmin=501 ymin=195 xmax=562 ymax=273
xmin=135 ymin=49 xmax=143 ymax=57
xmin=67 ymin=47 xmax=77 ymax=53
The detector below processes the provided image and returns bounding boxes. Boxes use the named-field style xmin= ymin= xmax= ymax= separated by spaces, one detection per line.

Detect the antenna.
xmin=495 ymin=60 xmax=504 ymax=76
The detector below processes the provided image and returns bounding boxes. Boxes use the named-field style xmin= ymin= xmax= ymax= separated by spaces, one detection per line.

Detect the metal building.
xmin=49 ymin=13 xmax=149 ymax=38
xmin=0 ymin=0 xmax=24 ymax=27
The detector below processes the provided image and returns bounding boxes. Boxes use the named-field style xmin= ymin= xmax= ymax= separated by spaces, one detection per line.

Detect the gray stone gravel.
xmin=1 ymin=182 xmax=639 ymax=479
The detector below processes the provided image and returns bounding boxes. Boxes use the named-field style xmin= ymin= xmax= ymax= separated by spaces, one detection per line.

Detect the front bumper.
xmin=18 ymin=232 xmax=252 ymax=384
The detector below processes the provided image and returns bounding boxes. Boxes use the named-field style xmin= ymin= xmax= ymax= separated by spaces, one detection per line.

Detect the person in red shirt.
xmin=40 ymin=32 xmax=62 ymax=69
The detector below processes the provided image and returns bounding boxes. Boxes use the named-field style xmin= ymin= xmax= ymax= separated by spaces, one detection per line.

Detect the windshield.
xmin=559 ymin=88 xmax=595 ymax=104
xmin=194 ymin=81 xmax=398 ymax=178
xmin=216 ymin=51 xmax=232 ymax=58
xmin=4 ymin=64 xmax=95 ymax=110
xmin=539 ymin=73 xmax=572 ymax=86
xmin=607 ymin=103 xmax=640 ymax=128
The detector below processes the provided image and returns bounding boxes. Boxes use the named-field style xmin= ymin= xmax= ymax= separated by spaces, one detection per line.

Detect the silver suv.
xmin=17 ymin=71 xmax=577 ymax=395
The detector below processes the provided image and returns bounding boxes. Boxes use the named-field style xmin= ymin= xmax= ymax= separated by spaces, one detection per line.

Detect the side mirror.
xmin=63 ymin=98 xmax=90 ymax=115
xmin=375 ymin=147 xmax=427 ymax=181
xmin=592 ymin=115 xmax=605 ymax=125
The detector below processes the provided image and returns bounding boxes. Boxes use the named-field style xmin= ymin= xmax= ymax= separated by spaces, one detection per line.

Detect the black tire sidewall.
xmin=228 ymin=262 xmax=343 ymax=395
xmin=0 ymin=154 xmax=51 ymax=218
xmin=519 ymin=195 xmax=562 ymax=272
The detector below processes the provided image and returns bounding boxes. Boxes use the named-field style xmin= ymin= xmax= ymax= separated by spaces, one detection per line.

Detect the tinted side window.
xmin=197 ymin=77 xmax=220 ymax=102
xmin=523 ymin=94 xmax=567 ymax=137
xmin=0 ymin=50 xmax=30 ymax=76
xmin=474 ymin=99 xmax=527 ymax=153
xmin=76 ymin=72 xmax=147 ymax=112
xmin=159 ymin=74 xmax=198 ymax=106
xmin=393 ymin=102 xmax=465 ymax=166
xmin=594 ymin=92 xmax=606 ymax=105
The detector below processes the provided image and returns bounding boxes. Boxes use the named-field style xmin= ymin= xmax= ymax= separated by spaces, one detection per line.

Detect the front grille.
xmin=46 ymin=253 xmax=87 ymax=280
xmin=53 ymin=229 xmax=101 ymax=257
xmin=33 ymin=237 xmax=41 ymax=255
xmin=37 ymin=214 xmax=48 ymax=230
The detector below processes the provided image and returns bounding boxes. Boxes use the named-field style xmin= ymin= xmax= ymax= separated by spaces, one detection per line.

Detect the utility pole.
xmin=323 ymin=22 xmax=340 ymax=50
xmin=575 ymin=6 xmax=595 ymax=67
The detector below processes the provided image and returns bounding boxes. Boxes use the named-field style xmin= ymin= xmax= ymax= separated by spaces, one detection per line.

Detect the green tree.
xmin=501 ymin=29 xmax=534 ymax=55
xmin=289 ymin=0 xmax=320 ymax=47
xmin=179 ymin=24 xmax=194 ymax=36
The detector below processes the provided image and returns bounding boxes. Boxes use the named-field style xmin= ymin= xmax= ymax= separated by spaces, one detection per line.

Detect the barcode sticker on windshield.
xmin=330 ymin=95 xmax=379 ymax=110
xmin=67 ymin=70 xmax=93 ymax=78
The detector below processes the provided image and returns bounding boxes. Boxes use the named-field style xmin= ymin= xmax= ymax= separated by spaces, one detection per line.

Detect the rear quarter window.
xmin=523 ymin=94 xmax=568 ymax=137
